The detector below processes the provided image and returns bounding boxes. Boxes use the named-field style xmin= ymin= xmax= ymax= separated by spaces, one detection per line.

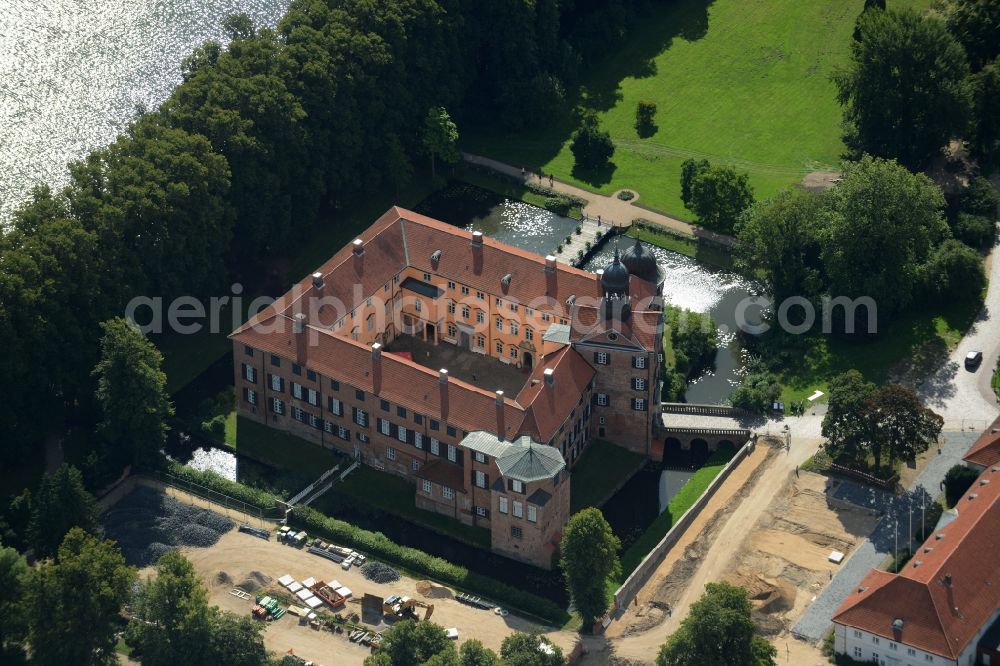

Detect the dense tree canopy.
xmin=835 ymin=8 xmax=972 ymax=168
xmin=499 ymin=632 xmax=564 ymax=666
xmin=28 ymin=528 xmax=136 ymax=666
xmin=735 ymin=188 xmax=825 ymax=302
xmin=970 ymin=59 xmax=1000 ymax=168
xmin=570 ymin=112 xmax=615 ymax=171
xmin=559 ymin=507 xmax=621 ymax=629
xmin=0 ymin=544 xmax=30 ymax=660
xmin=688 ymin=165 xmax=754 ymax=233
xmin=921 ymin=238 xmax=987 ymax=303
xmin=28 ymin=464 xmax=97 ymax=559
xmin=820 ymin=156 xmax=948 ymax=322
xmin=93 ymin=317 xmax=174 ymax=471
xmin=656 ymin=582 xmax=776 ymax=666
xmin=946 ymin=0 xmax=1000 ymax=71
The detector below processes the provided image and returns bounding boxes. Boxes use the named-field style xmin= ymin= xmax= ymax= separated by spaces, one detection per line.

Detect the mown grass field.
xmin=465 ymin=0 xmax=930 ymax=218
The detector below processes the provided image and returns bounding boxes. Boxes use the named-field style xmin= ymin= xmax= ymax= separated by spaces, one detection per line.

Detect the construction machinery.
xmin=382 ymin=595 xmax=434 ymax=621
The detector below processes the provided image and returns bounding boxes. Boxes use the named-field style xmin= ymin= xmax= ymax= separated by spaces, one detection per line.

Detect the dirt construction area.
xmin=602 ymin=432 xmax=877 ymax=665
xmin=163 ymin=526 xmax=578 ymax=665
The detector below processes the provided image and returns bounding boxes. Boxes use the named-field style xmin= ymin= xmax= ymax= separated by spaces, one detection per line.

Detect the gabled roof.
xmin=833 ymin=462 xmax=1000 ymax=659
xmin=963 ymin=416 xmax=1000 ymax=468
xmin=495 ymin=437 xmax=566 ymax=483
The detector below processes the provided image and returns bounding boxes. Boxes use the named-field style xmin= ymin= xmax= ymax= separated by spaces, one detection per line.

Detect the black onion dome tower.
xmin=601 ymin=244 xmax=631 ymax=321
xmin=621 ymin=236 xmax=665 ymax=289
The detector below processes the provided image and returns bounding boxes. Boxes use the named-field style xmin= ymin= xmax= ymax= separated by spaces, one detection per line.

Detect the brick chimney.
xmin=545 ymin=254 xmax=557 ymax=296
xmin=543 ymin=367 xmax=555 ymax=388
xmin=352 ymin=238 xmax=365 ymax=272
xmin=312 ymin=272 xmax=324 ymax=293
xmin=439 ymin=369 xmax=449 ymax=422
xmin=545 ymin=255 xmax=557 ymax=273
xmin=293 ymin=313 xmax=307 ymax=363
xmin=495 ymin=390 xmax=505 ymax=440
xmin=470 ymin=231 xmax=483 ymax=250
xmin=371 ymin=342 xmax=382 ymax=395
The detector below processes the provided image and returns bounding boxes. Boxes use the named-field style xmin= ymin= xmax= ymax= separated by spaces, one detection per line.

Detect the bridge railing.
xmin=661 ymin=402 xmax=753 ymax=418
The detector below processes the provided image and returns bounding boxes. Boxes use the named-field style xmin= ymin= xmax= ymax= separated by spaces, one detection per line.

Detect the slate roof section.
xmin=400 ymin=276 xmax=443 ymax=299
xmin=495 ymin=437 xmax=566 ymax=483
xmin=832 ymin=463 xmax=1000 ymax=659
xmin=460 ymin=431 xmax=512 ymax=459
xmin=542 ymin=323 xmax=572 ymax=345
xmin=527 ymin=488 xmax=553 ymax=507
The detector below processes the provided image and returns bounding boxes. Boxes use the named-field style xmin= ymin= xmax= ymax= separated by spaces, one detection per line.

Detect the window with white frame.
xmin=474 ymin=470 xmax=486 ymax=488
xmin=495 ymin=316 xmax=503 ymax=332
xmin=308 ymin=413 xmax=320 ymax=428
xmin=853 ymin=647 xmax=862 ymax=659
xmin=510 ymin=321 xmax=519 ymax=335
xmin=511 ymin=479 xmax=524 ymax=493
xmin=422 ymin=479 xmax=433 ymax=493
xmin=447 ymin=301 xmax=456 ymax=314
xmin=244 ymin=365 xmax=256 ymax=383
xmin=448 ymin=324 xmax=457 ymax=337
xmin=329 ymin=397 xmax=342 ymax=415
xmin=271 ymin=398 xmax=285 ymax=415
xmin=380 ymin=419 xmax=391 ymax=436
xmin=430 ymin=438 xmax=440 ymax=455
xmin=442 ymin=487 xmax=455 ymax=500
xmin=907 ymin=648 xmax=916 ymax=657
xmin=476 ymin=335 xmax=485 ymax=348
xmin=307 ymin=388 xmax=318 ymax=405
xmin=476 ymin=310 xmax=485 ymax=324
xmin=386 ymin=446 xmax=396 ymax=461
xmin=498 ymin=497 xmax=508 ymax=514
xmin=246 ymin=389 xmax=257 ymax=405
xmin=474 ymin=451 xmax=486 ymax=463
xmin=324 ymin=420 xmax=334 ymax=433
xmin=635 ymin=356 xmax=646 ymax=369
xmin=461 ymin=285 xmax=469 ymax=295
xmin=293 ymin=406 xmax=305 ymax=422
xmin=447 ymin=281 xmax=455 ymax=290
xmin=511 ymin=526 xmax=522 ymax=539
xmin=496 ymin=340 xmax=504 ymax=354
xmin=462 ymin=305 xmax=470 ymax=319
xmin=397 ymin=426 xmax=408 ymax=443
xmin=475 ymin=506 xmax=487 ymax=517
xmin=888 ymin=643 xmax=897 ymax=651
xmin=597 ymin=393 xmax=609 ymax=406
xmin=292 ymin=382 xmax=303 ymax=399
xmin=354 ymin=409 xmax=368 ymax=427
xmin=633 ymin=398 xmax=646 ymax=411
xmin=447 ymin=445 xmax=457 ymax=462
xmin=476 ymin=291 xmax=484 ymax=300
xmin=527 ymin=505 xmax=537 ymax=522
xmin=596 ymin=351 xmax=608 ymax=365
xmin=412 ymin=459 xmax=420 ymax=471
xmin=414 ymin=299 xmax=422 ymax=312
xmin=634 ymin=378 xmax=647 ymax=391
xmin=270 ymin=374 xmax=283 ymax=391
xmin=338 ymin=425 xmax=349 ymax=439
xmin=513 ymin=501 xmax=523 ymax=518
xmin=414 ymin=432 xmax=423 ymax=449
xmin=510 ymin=346 xmax=518 ymax=359
xmin=525 ymin=327 xmax=533 ymax=341
xmin=853 ymin=631 xmax=862 ymax=639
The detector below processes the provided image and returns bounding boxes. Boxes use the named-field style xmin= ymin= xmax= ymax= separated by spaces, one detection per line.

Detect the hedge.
xmin=162 ymin=464 xmax=568 ymax=625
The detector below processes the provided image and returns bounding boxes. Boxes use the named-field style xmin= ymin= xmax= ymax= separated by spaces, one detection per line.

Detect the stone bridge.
xmin=655 ymin=403 xmax=755 ymax=463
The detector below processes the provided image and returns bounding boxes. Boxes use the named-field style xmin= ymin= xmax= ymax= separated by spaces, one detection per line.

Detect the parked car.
xmin=965 ymin=350 xmax=983 ymax=370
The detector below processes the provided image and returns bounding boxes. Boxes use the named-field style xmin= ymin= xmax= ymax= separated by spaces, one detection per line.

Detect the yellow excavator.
xmin=382 ymin=595 xmax=434 ymax=621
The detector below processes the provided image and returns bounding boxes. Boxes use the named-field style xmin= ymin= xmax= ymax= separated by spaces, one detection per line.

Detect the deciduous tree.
xmin=364 ymin=620 xmax=453 ymax=666
xmin=921 ymin=238 xmax=986 ymax=302
xmin=869 ymin=384 xmax=943 ymax=474
xmin=0 ymin=544 xmax=30 ymax=660
xmin=680 ymin=158 xmax=710 ymax=208
xmin=656 ymin=582 xmax=776 ymax=666
xmin=735 ymin=188 xmax=825 ymax=302
xmin=93 ymin=318 xmax=174 ymax=471
xmin=560 ymin=507 xmax=620 ymax=629
xmin=28 ymin=528 xmax=136 ymax=666
xmin=970 ymin=60 xmax=1000 ymax=168
xmin=821 ymin=156 xmax=948 ymax=322
xmin=946 ymin=0 xmax=1000 ymax=71
xmin=570 ymin=112 xmax=615 ymax=171
xmin=835 ymin=9 xmax=972 ymax=168
xmin=688 ymin=165 xmax=754 ymax=233
xmin=822 ymin=370 xmax=877 ymax=466
xmin=422 ymin=107 xmax=460 ymax=179
xmin=500 ymin=632 xmax=564 ymax=666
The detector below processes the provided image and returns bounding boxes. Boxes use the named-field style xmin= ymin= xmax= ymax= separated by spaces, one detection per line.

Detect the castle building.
xmin=230 ymin=207 xmax=663 ymax=568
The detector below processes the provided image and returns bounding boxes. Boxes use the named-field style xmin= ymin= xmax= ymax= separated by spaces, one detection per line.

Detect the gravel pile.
xmin=101 ymin=486 xmax=235 ymax=566
xmin=360 ymin=561 xmax=400 ymax=584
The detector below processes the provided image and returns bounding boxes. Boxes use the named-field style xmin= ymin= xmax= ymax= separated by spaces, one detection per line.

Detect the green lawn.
xmin=317 ymin=465 xmax=492 ymax=549
xmin=769 ymin=296 xmax=982 ymax=404
xmin=570 ymin=439 xmax=648 ymax=513
xmin=465 ymin=0 xmax=931 ymax=219
xmin=619 ymin=449 xmax=734 ymax=576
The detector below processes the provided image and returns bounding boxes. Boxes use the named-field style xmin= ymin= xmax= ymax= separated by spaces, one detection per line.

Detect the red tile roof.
xmin=833 ymin=463 xmax=1000 ymax=658
xmin=963 ymin=416 xmax=1000 ymax=468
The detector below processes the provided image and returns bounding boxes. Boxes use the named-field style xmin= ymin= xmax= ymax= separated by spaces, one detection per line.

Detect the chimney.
xmin=293 ymin=313 xmax=307 ymax=363
xmin=545 ymin=255 xmax=557 ymax=273
xmin=352 ymin=238 xmax=365 ymax=256
xmin=470 ymin=231 xmax=483 ymax=250
xmin=944 ymin=573 xmax=953 ymax=587
xmin=312 ymin=272 xmax=324 ymax=292
xmin=439 ymin=369 xmax=449 ymax=422
xmin=543 ymin=367 xmax=555 ymax=387
xmin=495 ymin=390 xmax=505 ymax=440
xmin=595 ymin=268 xmax=604 ymax=281
xmin=371 ymin=342 xmax=382 ymax=394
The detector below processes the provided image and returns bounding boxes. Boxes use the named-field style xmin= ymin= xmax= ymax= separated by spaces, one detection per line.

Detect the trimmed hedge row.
xmin=163 ymin=464 xmax=568 ymax=625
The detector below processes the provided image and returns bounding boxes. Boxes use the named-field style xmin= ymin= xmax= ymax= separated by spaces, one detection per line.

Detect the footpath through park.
xmin=461 ymin=152 xmax=736 ymax=248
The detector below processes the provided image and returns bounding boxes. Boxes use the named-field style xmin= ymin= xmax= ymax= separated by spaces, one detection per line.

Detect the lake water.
xmin=0 ymin=0 xmax=289 ymax=221
xmin=585 ymin=242 xmax=762 ymax=405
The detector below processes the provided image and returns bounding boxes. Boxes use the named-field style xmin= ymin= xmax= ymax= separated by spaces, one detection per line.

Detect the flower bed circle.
xmin=617 ymin=189 xmax=636 ymax=201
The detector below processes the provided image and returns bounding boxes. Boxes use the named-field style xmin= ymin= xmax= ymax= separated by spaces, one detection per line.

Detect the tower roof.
xmin=600 ymin=244 xmax=630 ymax=296
xmin=622 ymin=237 xmax=664 ymax=285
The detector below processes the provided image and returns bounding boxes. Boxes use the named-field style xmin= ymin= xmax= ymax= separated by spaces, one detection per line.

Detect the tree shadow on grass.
xmin=571 ymin=160 xmax=618 ymax=187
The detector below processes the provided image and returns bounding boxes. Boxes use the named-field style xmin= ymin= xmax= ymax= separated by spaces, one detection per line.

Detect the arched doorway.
xmin=522 ymin=351 xmax=533 ymax=370
xmin=690 ymin=439 xmax=710 ymax=467
xmin=662 ymin=437 xmax=683 ymax=467
xmin=426 ymin=323 xmax=436 ymax=342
